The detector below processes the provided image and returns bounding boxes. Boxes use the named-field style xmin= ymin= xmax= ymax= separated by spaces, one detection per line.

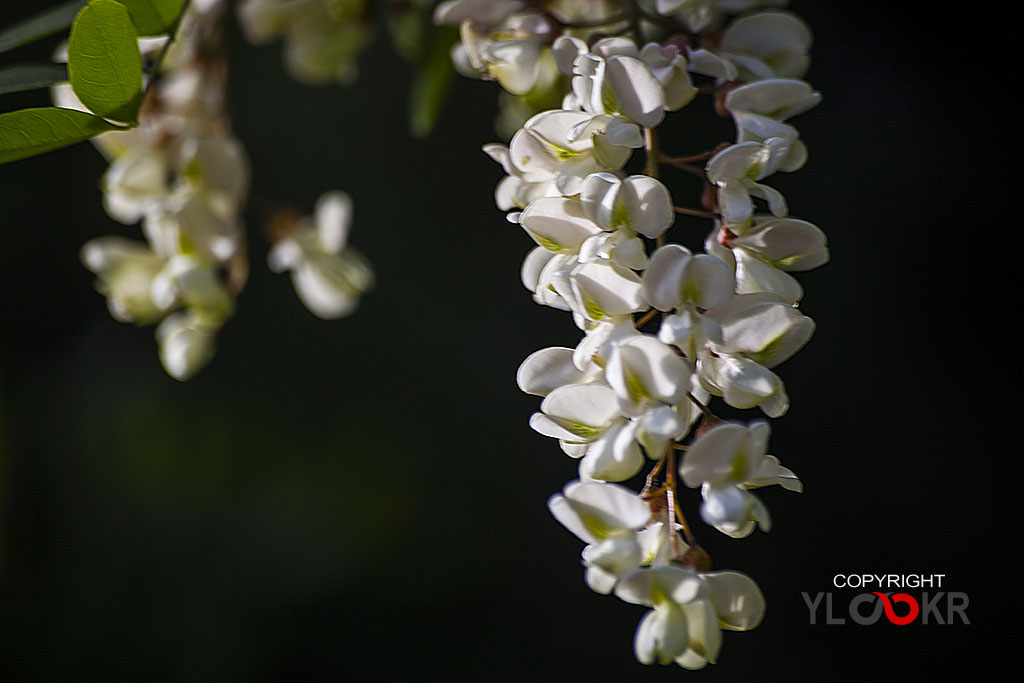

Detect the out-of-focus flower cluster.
xmin=443 ymin=0 xmax=825 ymax=668
xmin=236 ymin=0 xmax=373 ymax=85
xmin=55 ymin=1 xmax=247 ymax=380
xmin=55 ymin=1 xmax=372 ymax=380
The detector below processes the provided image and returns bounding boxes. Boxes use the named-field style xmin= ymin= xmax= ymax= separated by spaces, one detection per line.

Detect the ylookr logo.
xmin=803 ymin=574 xmax=970 ymax=626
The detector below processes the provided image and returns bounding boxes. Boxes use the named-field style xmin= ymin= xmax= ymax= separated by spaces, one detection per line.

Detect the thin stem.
xmin=624 ymin=0 xmax=644 ymax=44
xmin=664 ymin=447 xmax=697 ymax=547
xmin=674 ymin=502 xmax=697 ymax=546
xmin=634 ymin=308 xmax=659 ymax=328
xmin=665 ymin=162 xmax=705 ymax=177
xmin=644 ymin=127 xmax=660 ymax=178
xmin=643 ymin=126 xmax=670 ymax=248
xmin=142 ymin=0 xmax=192 ymax=100
xmin=665 ymin=448 xmax=679 ymax=557
xmin=661 ymin=151 xmax=714 ymax=164
xmin=674 ymin=206 xmax=717 ymax=219
xmin=687 ymin=391 xmax=716 ymax=421
xmin=641 ymin=455 xmax=666 ymax=498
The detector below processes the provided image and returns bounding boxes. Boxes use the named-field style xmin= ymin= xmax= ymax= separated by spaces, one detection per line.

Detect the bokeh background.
xmin=0 ymin=1 xmax=980 ymax=680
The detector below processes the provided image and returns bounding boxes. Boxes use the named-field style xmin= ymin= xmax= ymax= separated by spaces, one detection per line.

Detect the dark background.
xmin=0 ymin=1 xmax=984 ymax=680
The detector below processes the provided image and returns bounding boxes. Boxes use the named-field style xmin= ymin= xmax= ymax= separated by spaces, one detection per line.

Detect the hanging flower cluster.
xmin=441 ymin=0 xmax=826 ymax=669
xmin=51 ymin=0 xmax=372 ymax=380
xmin=236 ymin=0 xmax=374 ymax=85
xmin=52 ymin=1 xmax=246 ymax=380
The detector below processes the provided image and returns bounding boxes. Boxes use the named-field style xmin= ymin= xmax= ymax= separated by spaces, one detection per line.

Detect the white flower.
xmin=101 ymin=145 xmax=171 ymax=224
xmin=694 ymin=292 xmax=815 ymax=415
xmin=724 ymin=79 xmax=821 ymax=172
xmin=706 ymin=139 xmax=795 ymax=229
xmin=238 ymin=0 xmax=371 ymax=85
xmin=518 ymin=196 xmax=602 ymax=253
xmin=443 ymin=8 xmax=554 ymax=95
xmin=548 ymin=480 xmax=652 ymax=593
xmin=680 ymin=421 xmax=800 ymax=536
xmin=655 ymin=0 xmax=788 ymax=33
xmin=155 ymin=310 xmax=218 ymax=381
xmin=718 ymin=10 xmax=813 ymax=81
xmin=80 ymin=237 xmax=168 ymax=324
xmin=483 ymin=143 xmax=558 ymax=211
xmin=508 ymin=110 xmax=640 ymax=196
xmin=706 ymin=216 xmax=829 ymax=304
xmin=268 ymin=191 xmax=373 ymax=320
xmin=555 ymin=36 xmax=667 ymax=128
xmin=580 ymin=172 xmax=674 ymax=239
xmin=147 ymin=191 xmax=242 ymax=263
xmin=568 ymin=259 xmax=647 ymax=322
xmin=517 ymin=346 xmax=602 ymax=397
xmin=605 ymin=335 xmax=692 ymax=417
xmin=150 ymin=254 xmax=234 ymax=322
xmin=616 ymin=563 xmax=767 ymax=668
xmin=639 ymin=42 xmax=698 ymax=111
xmin=615 ymin=565 xmax=704 ymax=665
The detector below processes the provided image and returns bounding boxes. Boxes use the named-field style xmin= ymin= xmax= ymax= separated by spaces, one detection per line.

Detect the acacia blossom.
xmin=446 ymin=0 xmax=826 ymax=669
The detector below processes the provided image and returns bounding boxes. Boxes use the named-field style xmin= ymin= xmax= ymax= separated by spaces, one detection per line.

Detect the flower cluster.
xmin=447 ymin=0 xmax=826 ymax=669
xmin=54 ymin=1 xmax=248 ymax=380
xmin=50 ymin=1 xmax=373 ymax=381
xmin=237 ymin=0 xmax=373 ymax=85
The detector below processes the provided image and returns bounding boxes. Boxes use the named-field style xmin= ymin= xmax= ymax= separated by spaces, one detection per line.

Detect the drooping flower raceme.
xmin=237 ymin=0 xmax=373 ymax=85
xmin=67 ymin=2 xmax=375 ymax=380
xmin=444 ymin=0 xmax=827 ymax=670
xmin=67 ymin=1 xmax=250 ymax=380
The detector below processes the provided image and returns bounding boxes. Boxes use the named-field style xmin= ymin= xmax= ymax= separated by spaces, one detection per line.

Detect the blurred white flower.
xmin=268 ymin=191 xmax=373 ymax=320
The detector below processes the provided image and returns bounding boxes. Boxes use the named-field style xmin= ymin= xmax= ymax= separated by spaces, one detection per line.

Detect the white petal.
xmin=731 ymin=217 xmax=828 ymax=271
xmin=606 ymin=335 xmax=692 ymax=414
xmin=517 ymin=347 xmax=595 ymax=396
xmin=290 ymin=257 xmax=363 ymax=320
xmin=605 ymin=56 xmax=665 ymax=128
xmin=155 ymin=312 xmax=216 ymax=381
xmin=580 ymin=419 xmax=644 ymax=481
xmin=616 ymin=565 xmax=702 ymax=607
xmin=314 ymin=190 xmax=352 ymax=254
xmin=678 ymin=597 xmax=721 ymax=667
xmin=620 ymin=175 xmax=674 ymax=238
xmin=685 ymin=48 xmax=737 ymax=80
xmin=702 ymin=570 xmax=766 ymax=631
xmin=734 ymin=249 xmax=803 ymax=303
xmin=570 ymin=260 xmax=646 ymax=320
xmin=538 ymin=382 xmax=621 ymax=441
xmin=634 ymin=606 xmax=689 ymax=665
xmin=720 ymin=300 xmax=814 ymax=368
xmin=519 ymin=197 xmax=601 ymax=252
xmin=552 ymin=35 xmax=587 ymax=75
xmin=548 ymin=480 xmax=651 ymax=543
xmin=680 ymin=422 xmax=748 ymax=487
xmin=747 ymin=453 xmax=802 ymax=492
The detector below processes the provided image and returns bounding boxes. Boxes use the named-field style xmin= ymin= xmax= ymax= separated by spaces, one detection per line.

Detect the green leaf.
xmin=0 ymin=106 xmax=123 ymax=165
xmin=118 ymin=0 xmax=184 ymax=36
xmin=408 ymin=26 xmax=457 ymax=139
xmin=68 ymin=0 xmax=144 ymax=123
xmin=0 ymin=63 xmax=68 ymax=96
xmin=0 ymin=0 xmax=87 ymax=56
